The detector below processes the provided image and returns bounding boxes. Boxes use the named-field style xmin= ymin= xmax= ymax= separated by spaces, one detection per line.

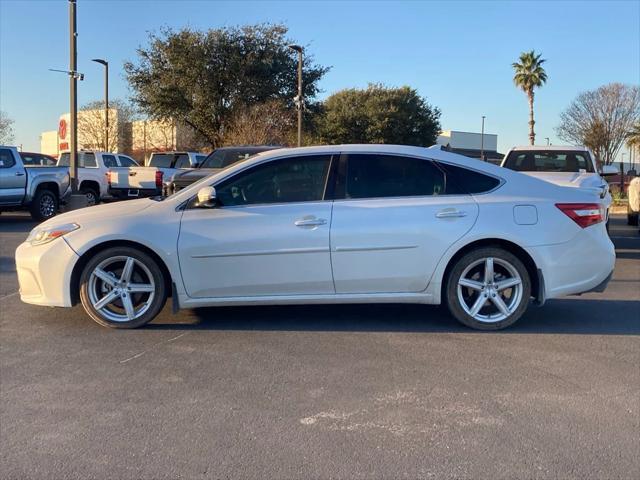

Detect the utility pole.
xmin=69 ymin=0 xmax=78 ymax=192
xmin=480 ymin=116 xmax=485 ymax=161
xmin=92 ymin=59 xmax=109 ymax=151
xmin=288 ymin=44 xmax=303 ymax=147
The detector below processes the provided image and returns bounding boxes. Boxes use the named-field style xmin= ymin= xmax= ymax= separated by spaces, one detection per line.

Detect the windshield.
xmin=200 ymin=149 xmax=259 ymax=169
xmin=503 ymin=150 xmax=594 ymax=173
xmin=149 ymin=154 xmax=173 ymax=168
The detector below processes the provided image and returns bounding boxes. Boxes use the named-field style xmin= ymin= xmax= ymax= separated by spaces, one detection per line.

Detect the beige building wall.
xmin=40 ymin=130 xmax=59 ymax=157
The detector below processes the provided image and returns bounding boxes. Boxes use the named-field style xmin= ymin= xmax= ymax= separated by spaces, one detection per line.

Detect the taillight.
xmin=106 ymin=171 xmax=112 ymax=188
xmin=155 ymin=170 xmax=164 ymax=188
xmin=555 ymin=203 xmax=604 ymax=228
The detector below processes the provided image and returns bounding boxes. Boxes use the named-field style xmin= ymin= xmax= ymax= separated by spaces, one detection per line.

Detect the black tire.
xmin=29 ymin=189 xmax=58 ymax=221
xmin=445 ymin=247 xmax=531 ymax=331
xmin=628 ymin=212 xmax=639 ymax=226
xmin=80 ymin=186 xmax=100 ymax=206
xmin=79 ymin=247 xmax=167 ymax=328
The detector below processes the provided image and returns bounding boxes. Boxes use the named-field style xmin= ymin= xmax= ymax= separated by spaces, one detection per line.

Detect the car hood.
xmin=519 ymin=171 xmax=603 ymax=189
xmin=39 ymin=198 xmax=155 ymax=229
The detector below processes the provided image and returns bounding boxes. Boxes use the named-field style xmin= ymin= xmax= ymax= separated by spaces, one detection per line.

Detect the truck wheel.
xmin=30 ymin=189 xmax=58 ymax=221
xmin=80 ymin=187 xmax=100 ymax=206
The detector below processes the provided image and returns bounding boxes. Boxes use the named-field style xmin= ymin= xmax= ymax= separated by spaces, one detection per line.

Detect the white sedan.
xmin=15 ymin=145 xmax=615 ymax=330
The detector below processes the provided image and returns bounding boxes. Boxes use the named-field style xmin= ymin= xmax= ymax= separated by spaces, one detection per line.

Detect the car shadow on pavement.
xmin=148 ymin=298 xmax=640 ymax=335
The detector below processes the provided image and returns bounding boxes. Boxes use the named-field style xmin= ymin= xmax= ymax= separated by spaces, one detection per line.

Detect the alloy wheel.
xmin=39 ymin=193 xmax=56 ymax=218
xmin=456 ymin=257 xmax=523 ymax=323
xmin=87 ymin=256 xmax=156 ymax=322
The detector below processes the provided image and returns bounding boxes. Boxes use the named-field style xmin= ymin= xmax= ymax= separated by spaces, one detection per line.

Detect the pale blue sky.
xmin=1 ymin=0 xmax=638 ymax=156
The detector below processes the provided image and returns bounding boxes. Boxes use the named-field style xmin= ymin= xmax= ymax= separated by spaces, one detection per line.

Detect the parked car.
xmin=501 ymin=146 xmax=617 ymax=227
xmin=20 ymin=152 xmax=57 ymax=166
xmin=107 ymin=151 xmax=206 ymax=200
xmin=57 ymin=151 xmax=139 ymax=205
xmin=0 ymin=146 xmax=71 ymax=220
xmin=628 ymin=176 xmax=640 ymax=227
xmin=16 ymin=144 xmax=615 ymax=331
xmin=168 ymin=146 xmax=281 ymax=194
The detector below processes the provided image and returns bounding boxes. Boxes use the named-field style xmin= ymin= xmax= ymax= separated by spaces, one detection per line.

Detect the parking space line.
xmin=119 ymin=332 xmax=190 ymax=364
xmin=0 ymin=292 xmax=19 ymax=301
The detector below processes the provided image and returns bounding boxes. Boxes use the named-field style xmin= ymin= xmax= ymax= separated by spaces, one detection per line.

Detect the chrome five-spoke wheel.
xmin=446 ymin=247 xmax=531 ymax=330
xmin=457 ymin=257 xmax=523 ymax=323
xmin=79 ymin=247 xmax=167 ymax=328
xmin=88 ymin=256 xmax=156 ymax=322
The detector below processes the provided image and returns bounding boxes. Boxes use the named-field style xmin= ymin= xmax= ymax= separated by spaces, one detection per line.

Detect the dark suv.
xmin=168 ymin=146 xmax=281 ymax=194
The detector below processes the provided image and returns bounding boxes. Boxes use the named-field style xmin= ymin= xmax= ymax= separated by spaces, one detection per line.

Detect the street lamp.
xmin=544 ymin=137 xmax=550 ymax=146
xmin=288 ymin=44 xmax=303 ymax=147
xmin=92 ymin=58 xmax=109 ymax=151
xmin=480 ymin=116 xmax=485 ymax=161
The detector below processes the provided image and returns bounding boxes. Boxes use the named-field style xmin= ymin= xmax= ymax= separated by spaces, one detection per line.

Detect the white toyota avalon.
xmin=15 ymin=145 xmax=615 ymax=330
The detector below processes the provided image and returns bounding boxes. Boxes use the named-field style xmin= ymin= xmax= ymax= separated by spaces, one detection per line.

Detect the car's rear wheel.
xmin=30 ymin=189 xmax=58 ymax=221
xmin=80 ymin=187 xmax=99 ymax=206
xmin=79 ymin=247 xmax=166 ymax=328
xmin=445 ymin=247 xmax=531 ymax=330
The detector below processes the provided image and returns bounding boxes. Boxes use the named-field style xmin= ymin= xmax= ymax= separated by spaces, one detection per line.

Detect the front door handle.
xmin=436 ymin=209 xmax=467 ymax=219
xmin=294 ymin=218 xmax=327 ymax=227
xmin=15 ymin=171 xmax=25 ymax=177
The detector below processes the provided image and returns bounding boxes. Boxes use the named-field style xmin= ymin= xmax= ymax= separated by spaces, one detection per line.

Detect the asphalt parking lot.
xmin=1 ymin=212 xmax=638 ymax=479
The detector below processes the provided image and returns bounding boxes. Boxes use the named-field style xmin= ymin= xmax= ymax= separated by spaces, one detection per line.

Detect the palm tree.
xmin=627 ymin=122 xmax=640 ymax=149
xmin=512 ymin=50 xmax=548 ymax=145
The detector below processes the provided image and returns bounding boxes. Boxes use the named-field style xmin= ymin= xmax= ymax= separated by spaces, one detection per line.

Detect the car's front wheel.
xmin=79 ymin=247 xmax=167 ymax=328
xmin=445 ymin=247 xmax=531 ymax=330
xmin=30 ymin=189 xmax=58 ymax=221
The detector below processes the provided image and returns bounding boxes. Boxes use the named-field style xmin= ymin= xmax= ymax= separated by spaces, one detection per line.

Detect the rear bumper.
xmin=108 ymin=187 xmax=162 ymax=200
xmin=527 ymin=223 xmax=616 ymax=299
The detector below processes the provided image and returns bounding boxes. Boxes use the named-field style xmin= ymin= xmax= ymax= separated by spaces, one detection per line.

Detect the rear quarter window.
xmin=437 ymin=163 xmax=502 ymax=194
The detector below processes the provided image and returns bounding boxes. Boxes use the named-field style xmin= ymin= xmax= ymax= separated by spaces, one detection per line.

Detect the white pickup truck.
xmin=501 ymin=146 xmax=617 ymax=220
xmin=107 ymin=151 xmax=205 ymax=200
xmin=57 ymin=151 xmax=139 ymax=205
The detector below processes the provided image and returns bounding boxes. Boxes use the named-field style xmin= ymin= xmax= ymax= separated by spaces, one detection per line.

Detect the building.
xmin=436 ymin=130 xmax=503 ymax=164
xmin=40 ymin=109 xmax=208 ymax=163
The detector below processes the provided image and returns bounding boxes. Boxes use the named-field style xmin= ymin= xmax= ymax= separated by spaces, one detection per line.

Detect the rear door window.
xmin=436 ymin=163 xmax=502 ymax=194
xmin=118 ymin=156 xmax=137 ymax=167
xmin=337 ymin=154 xmax=445 ymax=199
xmin=0 ymin=148 xmax=16 ymax=168
xmin=174 ymin=154 xmax=191 ymax=168
xmin=102 ymin=154 xmax=117 ymax=168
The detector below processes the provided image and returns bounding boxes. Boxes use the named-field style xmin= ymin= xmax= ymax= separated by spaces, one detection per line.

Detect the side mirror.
xmin=601 ymin=165 xmax=618 ymax=176
xmin=195 ymin=186 xmax=218 ymax=208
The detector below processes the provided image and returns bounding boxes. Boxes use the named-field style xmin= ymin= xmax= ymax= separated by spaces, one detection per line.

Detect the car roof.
xmin=508 ymin=145 xmax=589 ymax=152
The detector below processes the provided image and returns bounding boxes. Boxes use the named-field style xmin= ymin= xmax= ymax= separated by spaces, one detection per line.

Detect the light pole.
xmin=69 ymin=0 xmax=78 ymax=192
xmin=480 ymin=115 xmax=485 ymax=161
xmin=92 ymin=58 xmax=109 ymax=151
xmin=288 ymin=44 xmax=303 ymax=147
xmin=545 ymin=137 xmax=550 ymax=146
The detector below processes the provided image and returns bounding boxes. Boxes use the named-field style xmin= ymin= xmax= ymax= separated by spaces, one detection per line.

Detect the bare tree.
xmin=224 ymin=100 xmax=295 ymax=146
xmin=0 ymin=111 xmax=15 ymax=144
xmin=79 ymin=99 xmax=136 ymax=152
xmin=556 ymin=83 xmax=640 ymax=165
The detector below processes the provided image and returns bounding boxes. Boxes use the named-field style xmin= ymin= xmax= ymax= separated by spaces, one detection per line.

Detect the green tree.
xmin=512 ymin=50 xmax=548 ymax=145
xmin=124 ymin=24 xmax=329 ymax=148
xmin=317 ymin=84 xmax=441 ymax=146
xmin=0 ymin=111 xmax=15 ymax=144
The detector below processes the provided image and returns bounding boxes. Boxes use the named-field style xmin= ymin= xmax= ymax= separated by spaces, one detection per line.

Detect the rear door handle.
xmin=436 ymin=209 xmax=467 ymax=219
xmin=294 ymin=218 xmax=327 ymax=227
xmin=15 ymin=171 xmax=25 ymax=176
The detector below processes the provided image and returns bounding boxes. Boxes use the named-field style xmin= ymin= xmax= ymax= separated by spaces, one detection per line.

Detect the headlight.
xmin=26 ymin=223 xmax=80 ymax=246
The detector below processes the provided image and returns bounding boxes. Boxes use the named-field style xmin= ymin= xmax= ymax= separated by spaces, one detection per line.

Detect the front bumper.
xmin=15 ymin=238 xmax=78 ymax=307
xmin=60 ymin=185 xmax=72 ymax=205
